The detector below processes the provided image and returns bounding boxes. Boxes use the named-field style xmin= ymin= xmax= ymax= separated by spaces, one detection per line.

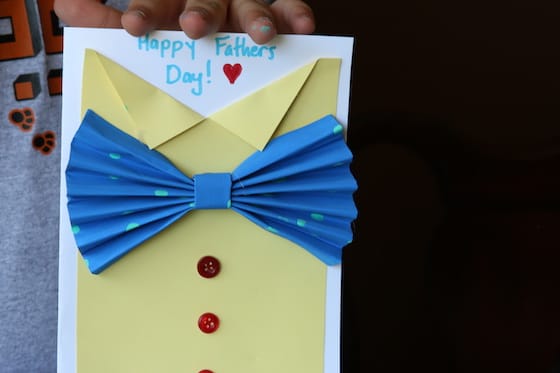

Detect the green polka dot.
xmin=154 ymin=189 xmax=168 ymax=197
xmin=311 ymin=213 xmax=324 ymax=221
xmin=266 ymin=226 xmax=278 ymax=233
xmin=227 ymin=200 xmax=232 ymax=208
xmin=109 ymin=175 xmax=119 ymax=180
xmin=109 ymin=153 xmax=121 ymax=159
xmin=84 ymin=259 xmax=89 ymax=267
xmin=126 ymin=222 xmax=140 ymax=231
xmin=278 ymin=216 xmax=290 ymax=223
xmin=189 ymin=202 xmax=195 ymax=208
xmin=296 ymin=219 xmax=307 ymax=227
xmin=72 ymin=225 xmax=80 ymax=234
xmin=121 ymin=210 xmax=134 ymax=215
xmin=333 ymin=124 xmax=343 ymax=134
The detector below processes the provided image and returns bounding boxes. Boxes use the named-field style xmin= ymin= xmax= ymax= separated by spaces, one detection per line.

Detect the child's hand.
xmin=54 ymin=0 xmax=315 ymax=45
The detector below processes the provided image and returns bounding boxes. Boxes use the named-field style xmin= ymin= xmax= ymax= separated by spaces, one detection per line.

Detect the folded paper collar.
xmin=66 ymin=110 xmax=357 ymax=274
xmin=82 ymin=49 xmax=341 ymax=151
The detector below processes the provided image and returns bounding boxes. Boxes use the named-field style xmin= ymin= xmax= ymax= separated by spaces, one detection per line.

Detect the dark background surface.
xmin=305 ymin=1 xmax=560 ymax=372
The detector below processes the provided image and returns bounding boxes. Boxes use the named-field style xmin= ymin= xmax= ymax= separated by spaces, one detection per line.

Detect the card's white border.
xmin=58 ymin=28 xmax=353 ymax=373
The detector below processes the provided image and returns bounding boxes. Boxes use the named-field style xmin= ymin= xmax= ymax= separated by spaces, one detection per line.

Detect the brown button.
xmin=197 ymin=256 xmax=221 ymax=278
xmin=198 ymin=312 xmax=220 ymax=334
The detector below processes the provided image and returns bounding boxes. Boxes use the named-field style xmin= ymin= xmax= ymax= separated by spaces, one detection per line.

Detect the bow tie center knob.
xmin=193 ymin=173 xmax=232 ymax=209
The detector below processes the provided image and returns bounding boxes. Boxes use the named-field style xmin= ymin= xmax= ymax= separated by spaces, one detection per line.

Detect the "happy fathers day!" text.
xmin=137 ymin=34 xmax=277 ymax=96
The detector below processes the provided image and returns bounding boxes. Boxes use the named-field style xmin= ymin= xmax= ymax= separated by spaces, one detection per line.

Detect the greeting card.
xmin=58 ymin=27 xmax=355 ymax=373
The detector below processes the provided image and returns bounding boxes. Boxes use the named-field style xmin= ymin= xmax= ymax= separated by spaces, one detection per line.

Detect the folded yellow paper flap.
xmin=209 ymin=60 xmax=318 ymax=151
xmin=82 ymin=49 xmax=137 ymax=135
xmin=272 ymin=58 xmax=341 ymax=137
xmin=90 ymin=49 xmax=205 ymax=148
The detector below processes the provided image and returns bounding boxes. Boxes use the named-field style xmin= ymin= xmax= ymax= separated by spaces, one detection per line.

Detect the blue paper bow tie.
xmin=66 ymin=110 xmax=357 ymax=274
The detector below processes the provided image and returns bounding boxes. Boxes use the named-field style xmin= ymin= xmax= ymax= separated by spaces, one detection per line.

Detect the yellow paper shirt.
xmin=77 ymin=50 xmax=341 ymax=373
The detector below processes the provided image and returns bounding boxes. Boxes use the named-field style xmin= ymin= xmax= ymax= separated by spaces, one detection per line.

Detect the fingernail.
xmin=250 ymin=17 xmax=274 ymax=34
xmin=180 ymin=10 xmax=213 ymax=37
xmin=125 ymin=9 xmax=147 ymax=20
xmin=181 ymin=10 xmax=206 ymax=27
xmin=180 ymin=10 xmax=194 ymax=21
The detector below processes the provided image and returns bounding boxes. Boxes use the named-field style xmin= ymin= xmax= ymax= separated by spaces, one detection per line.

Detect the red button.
xmin=197 ymin=256 xmax=221 ymax=278
xmin=199 ymin=370 xmax=214 ymax=373
xmin=198 ymin=312 xmax=220 ymax=333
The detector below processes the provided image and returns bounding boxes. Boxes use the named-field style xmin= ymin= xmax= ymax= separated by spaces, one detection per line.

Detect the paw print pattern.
xmin=32 ymin=131 xmax=56 ymax=155
xmin=8 ymin=107 xmax=35 ymax=132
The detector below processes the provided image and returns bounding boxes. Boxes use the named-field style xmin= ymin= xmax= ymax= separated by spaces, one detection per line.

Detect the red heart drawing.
xmin=223 ymin=63 xmax=243 ymax=84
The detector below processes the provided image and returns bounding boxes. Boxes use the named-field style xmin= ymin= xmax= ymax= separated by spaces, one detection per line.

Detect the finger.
xmin=122 ymin=0 xmax=185 ymax=36
xmin=179 ymin=0 xmax=231 ymax=40
xmin=54 ymin=0 xmax=122 ymax=28
xmin=228 ymin=0 xmax=277 ymax=45
xmin=270 ymin=0 xmax=315 ymax=34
